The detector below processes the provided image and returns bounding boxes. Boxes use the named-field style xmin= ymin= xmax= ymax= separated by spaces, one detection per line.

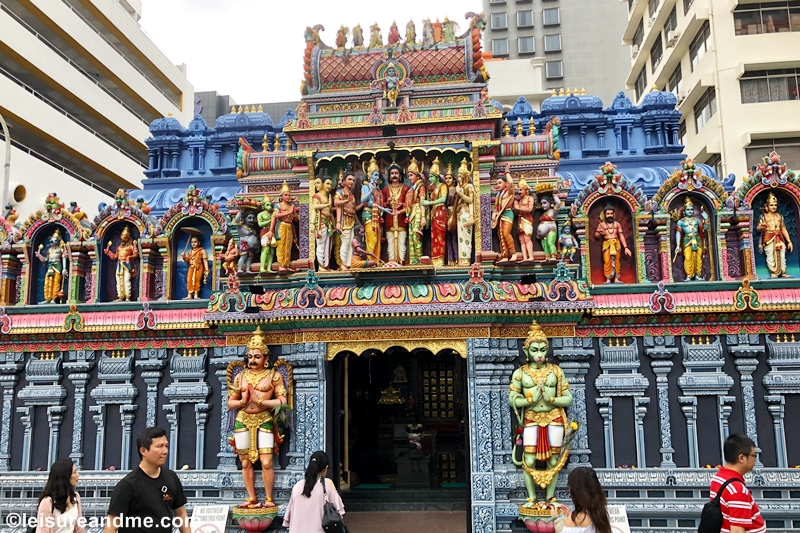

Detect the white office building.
xmin=623 ymin=0 xmax=800 ymax=180
xmin=0 ymin=0 xmax=193 ymax=218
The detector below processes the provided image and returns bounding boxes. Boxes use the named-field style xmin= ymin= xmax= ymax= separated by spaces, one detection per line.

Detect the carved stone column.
xmin=120 ymin=405 xmax=138 ymax=470
xmin=211 ymin=346 xmax=243 ymax=470
xmin=164 ymin=404 xmax=178 ymax=470
xmin=280 ymin=343 xmax=327 ymax=471
xmin=16 ymin=406 xmax=33 ymax=471
xmin=18 ymin=352 xmax=68 ymax=470
xmin=90 ymin=405 xmax=105 ymax=470
xmin=89 ymin=350 xmax=138 ymax=470
xmin=594 ymin=339 xmax=649 ymax=468
xmin=677 ymin=336 xmax=734 ymax=465
xmin=47 ymin=405 xmax=68 ymax=466
xmin=65 ymin=350 xmax=95 ymax=469
xmin=727 ymin=334 xmax=762 ymax=465
xmin=163 ymin=347 xmax=211 ymax=470
xmin=195 ymin=403 xmax=212 ymax=469
xmin=466 ymin=338 xmax=518 ymax=533
xmin=644 ymin=336 xmax=677 ymax=468
xmin=0 ymin=352 xmax=24 ymax=471
xmin=136 ymin=349 xmax=168 ymax=428
xmin=762 ymin=334 xmax=800 ymax=468
xmin=553 ymin=337 xmax=594 ymax=467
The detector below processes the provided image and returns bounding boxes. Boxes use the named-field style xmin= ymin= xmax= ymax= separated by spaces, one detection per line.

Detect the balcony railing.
xmin=0 ymin=65 xmax=147 ymax=168
xmin=0 ymin=3 xmax=150 ymax=126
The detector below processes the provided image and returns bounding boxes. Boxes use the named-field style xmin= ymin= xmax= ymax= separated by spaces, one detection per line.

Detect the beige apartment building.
xmin=622 ymin=0 xmax=800 ymax=181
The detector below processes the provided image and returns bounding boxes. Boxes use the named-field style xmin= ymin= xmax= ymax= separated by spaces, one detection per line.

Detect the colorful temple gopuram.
xmin=1 ymin=14 xmax=799 ymax=533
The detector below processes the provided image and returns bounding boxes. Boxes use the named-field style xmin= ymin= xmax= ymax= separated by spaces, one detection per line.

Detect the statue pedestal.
xmin=231 ymin=506 xmax=279 ymax=532
xmin=517 ymin=503 xmax=567 ymax=533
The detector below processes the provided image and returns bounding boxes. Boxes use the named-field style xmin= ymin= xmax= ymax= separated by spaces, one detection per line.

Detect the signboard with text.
xmin=607 ymin=505 xmax=631 ymax=533
xmin=190 ymin=505 xmax=230 ymax=533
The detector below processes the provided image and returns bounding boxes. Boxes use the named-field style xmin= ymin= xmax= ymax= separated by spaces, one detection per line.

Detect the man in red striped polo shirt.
xmin=709 ymin=434 xmax=766 ymax=533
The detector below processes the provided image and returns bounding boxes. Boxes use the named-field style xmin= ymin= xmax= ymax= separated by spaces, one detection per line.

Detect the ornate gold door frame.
xmin=326 ymin=339 xmax=467 ymax=360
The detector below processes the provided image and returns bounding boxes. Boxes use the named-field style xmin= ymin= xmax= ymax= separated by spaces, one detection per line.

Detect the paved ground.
xmin=344 ymin=511 xmax=467 ymax=533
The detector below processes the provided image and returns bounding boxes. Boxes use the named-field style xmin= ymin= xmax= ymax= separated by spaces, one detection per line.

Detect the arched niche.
xmin=669 ymin=194 xmax=717 ymax=282
xmin=99 ymin=222 xmax=141 ymax=302
xmin=586 ymin=198 xmax=638 ymax=285
xmin=28 ymin=222 xmax=72 ymax=305
xmin=170 ymin=218 xmax=214 ymax=300
xmin=752 ymin=188 xmax=800 ymax=278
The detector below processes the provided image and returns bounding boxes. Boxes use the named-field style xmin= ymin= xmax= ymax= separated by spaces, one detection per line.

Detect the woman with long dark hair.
xmin=561 ymin=467 xmax=611 ymax=533
xmin=283 ymin=451 xmax=345 ymax=533
xmin=36 ymin=459 xmax=83 ymax=533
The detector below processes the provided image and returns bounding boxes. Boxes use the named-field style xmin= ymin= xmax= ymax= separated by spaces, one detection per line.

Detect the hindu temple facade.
xmin=0 ymin=14 xmax=799 ymax=533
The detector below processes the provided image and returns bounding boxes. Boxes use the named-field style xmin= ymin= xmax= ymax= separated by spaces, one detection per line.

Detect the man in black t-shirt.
xmin=104 ymin=427 xmax=190 ymax=533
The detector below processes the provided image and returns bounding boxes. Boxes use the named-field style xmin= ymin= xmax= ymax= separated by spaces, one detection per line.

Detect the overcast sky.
xmin=139 ymin=0 xmax=481 ymax=105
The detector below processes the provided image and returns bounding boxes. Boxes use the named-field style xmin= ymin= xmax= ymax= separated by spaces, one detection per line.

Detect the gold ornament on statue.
xmin=523 ymin=320 xmax=548 ymax=349
xmin=407 ymin=157 xmax=421 ymax=175
xmin=248 ymin=326 xmax=268 ymax=353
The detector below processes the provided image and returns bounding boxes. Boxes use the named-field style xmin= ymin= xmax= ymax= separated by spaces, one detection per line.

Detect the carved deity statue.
xmin=594 ymin=205 xmax=631 ymax=283
xmin=444 ymin=166 xmax=459 ymax=266
xmin=537 ymin=194 xmax=562 ymax=261
xmin=352 ymin=23 xmax=364 ymax=47
xmin=311 ymin=177 xmax=334 ymax=271
xmin=334 ymin=172 xmax=358 ymax=269
xmin=380 ymin=63 xmax=402 ymax=108
xmin=218 ymin=239 xmax=238 ymax=277
xmin=405 ymin=19 xmax=416 ymax=45
xmin=407 ymin=159 xmax=429 ymax=265
xmin=382 ymin=163 xmax=410 ymax=264
xmin=335 ymin=25 xmax=349 ymax=49
xmin=104 ymin=226 xmax=139 ymax=302
xmin=256 ymin=199 xmax=275 ymax=274
xmin=515 ymin=178 xmax=535 ymax=262
xmin=227 ymin=327 xmax=288 ymax=509
xmin=493 ymin=163 xmax=518 ymax=262
xmin=388 ymin=20 xmax=401 ymax=44
xmin=454 ymin=160 xmax=476 ymax=266
xmin=757 ymin=192 xmax=794 ymax=278
xmin=509 ymin=321 xmax=574 ymax=503
xmin=181 ymin=235 xmax=209 ymax=299
xmin=270 ymin=182 xmax=298 ymax=272
xmin=558 ymin=225 xmax=578 ymax=262
xmin=369 ymin=22 xmax=382 ymax=48
xmin=234 ymin=210 xmax=261 ymax=273
xmin=422 ymin=163 xmax=448 ymax=266
xmin=673 ymin=197 xmax=709 ymax=281
xmin=359 ymin=166 xmax=390 ymax=262
xmin=35 ymin=228 xmax=69 ymax=304
xmin=442 ymin=17 xmax=457 ymax=43
xmin=422 ymin=18 xmax=434 ymax=46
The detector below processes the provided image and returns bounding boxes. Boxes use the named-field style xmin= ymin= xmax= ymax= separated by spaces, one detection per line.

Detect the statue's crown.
xmin=523 ymin=320 xmax=548 ymax=348
xmin=247 ymin=326 xmax=267 ymax=352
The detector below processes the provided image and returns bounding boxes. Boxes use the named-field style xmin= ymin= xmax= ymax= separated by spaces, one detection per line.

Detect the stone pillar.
xmin=195 ymin=403 xmax=211 ymax=470
xmin=212 ymin=346 xmax=243 ymax=471
xmin=727 ymin=335 xmax=763 ymax=466
xmin=120 ymin=405 xmax=138 ymax=470
xmin=90 ymin=405 xmax=105 ymax=470
xmin=644 ymin=336 xmax=677 ymax=468
xmin=0 ymin=352 xmax=24 ymax=471
xmin=65 ymin=350 xmax=95 ymax=469
xmin=718 ymin=396 xmax=736 ymax=451
xmin=16 ymin=406 xmax=33 ymax=471
xmin=634 ymin=397 xmax=650 ymax=469
xmin=466 ymin=338 xmax=518 ymax=533
xmin=553 ymin=338 xmax=594 ymax=467
xmin=764 ymin=395 xmax=786 ymax=468
xmin=47 ymin=405 xmax=68 ymax=467
xmin=136 ymin=349 xmax=168 ymax=428
xmin=164 ymin=403 xmax=178 ymax=471
xmin=596 ymin=398 xmax=614 ymax=468
xmin=280 ymin=343 xmax=327 ymax=470
xmin=679 ymin=396 xmax=698 ymax=468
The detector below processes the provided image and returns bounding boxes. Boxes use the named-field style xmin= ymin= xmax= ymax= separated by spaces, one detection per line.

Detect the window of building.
xmin=544 ymin=34 xmax=562 ymax=52
xmin=633 ymin=19 xmax=645 ymax=49
xmin=516 ymin=0 xmax=532 ymax=4
xmin=746 ymin=137 xmax=800 ymax=170
xmin=693 ymin=88 xmax=717 ymax=132
xmin=546 ymin=60 xmax=563 ymax=79
xmin=517 ymin=10 xmax=534 ymax=27
xmin=689 ymin=21 xmax=711 ymax=71
xmin=491 ymin=12 xmax=508 ymax=30
xmin=635 ymin=68 xmax=647 ymax=101
xmin=740 ymin=68 xmax=800 ymax=103
xmin=650 ymin=34 xmax=663 ymax=72
xmin=543 ymin=8 xmax=560 ymax=26
xmin=668 ymin=63 xmax=683 ymax=96
xmin=684 ymin=0 xmax=695 ymax=15
xmin=734 ymin=2 xmax=800 ymax=35
xmin=518 ymin=36 xmax=535 ymax=54
xmin=705 ymin=154 xmax=723 ymax=179
xmin=649 ymin=0 xmax=660 ymax=18
xmin=679 ymin=121 xmax=687 ymax=145
xmin=665 ymin=6 xmax=678 ymax=32
xmin=490 ymin=0 xmax=506 ymax=4
xmin=492 ymin=38 xmax=509 ymax=55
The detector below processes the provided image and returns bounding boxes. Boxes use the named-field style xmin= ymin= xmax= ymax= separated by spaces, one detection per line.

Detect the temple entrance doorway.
xmin=329 ymin=345 xmax=469 ymax=514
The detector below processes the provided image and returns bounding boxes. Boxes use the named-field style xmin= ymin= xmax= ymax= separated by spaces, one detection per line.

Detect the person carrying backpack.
xmin=703 ymin=434 xmax=765 ymax=533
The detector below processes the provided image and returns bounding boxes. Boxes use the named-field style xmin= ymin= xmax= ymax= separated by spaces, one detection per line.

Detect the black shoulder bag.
xmin=321 ymin=478 xmax=348 ymax=533
xmin=698 ymin=478 xmax=741 ymax=533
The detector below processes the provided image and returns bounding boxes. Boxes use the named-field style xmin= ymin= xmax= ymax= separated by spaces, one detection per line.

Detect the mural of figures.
xmin=755 ymin=191 xmax=795 ymax=278
xmin=103 ymin=225 xmax=140 ymax=302
xmin=33 ymin=227 xmax=69 ymax=304
xmin=672 ymin=196 xmax=711 ymax=281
